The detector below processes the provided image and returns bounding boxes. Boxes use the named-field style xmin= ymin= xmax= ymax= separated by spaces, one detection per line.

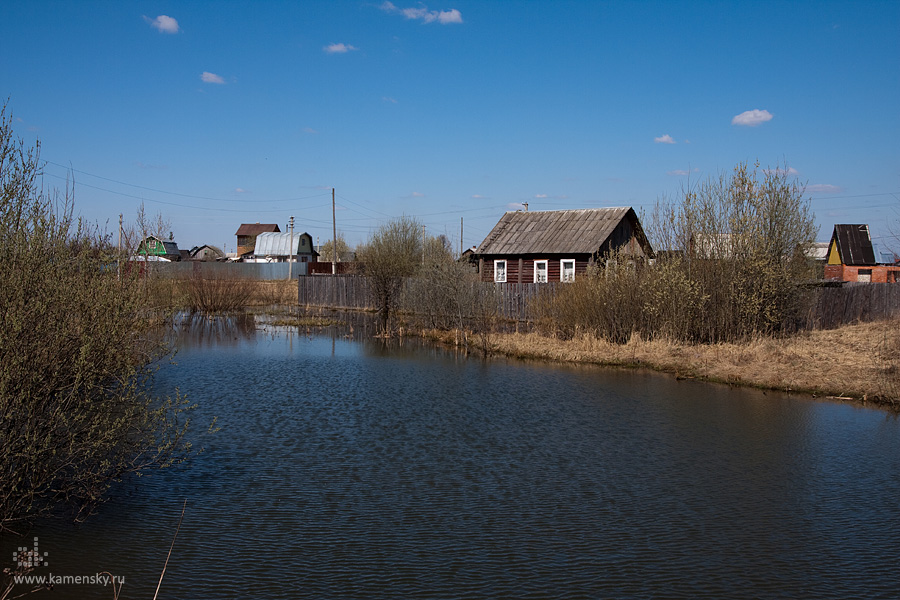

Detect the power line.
xmin=43 ymin=160 xmax=331 ymax=204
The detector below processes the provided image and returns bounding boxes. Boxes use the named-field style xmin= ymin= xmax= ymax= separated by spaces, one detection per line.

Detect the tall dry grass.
xmin=484 ymin=318 xmax=900 ymax=407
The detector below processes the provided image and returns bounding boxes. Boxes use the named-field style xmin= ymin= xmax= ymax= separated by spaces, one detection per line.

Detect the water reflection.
xmin=3 ymin=323 xmax=899 ymax=600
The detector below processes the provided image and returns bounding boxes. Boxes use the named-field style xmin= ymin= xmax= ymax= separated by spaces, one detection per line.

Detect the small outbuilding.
xmin=475 ymin=207 xmax=653 ymax=283
xmin=824 ymin=224 xmax=900 ymax=283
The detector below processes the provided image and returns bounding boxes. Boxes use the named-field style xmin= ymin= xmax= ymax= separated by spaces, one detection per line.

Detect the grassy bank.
xmin=422 ymin=319 xmax=900 ymax=409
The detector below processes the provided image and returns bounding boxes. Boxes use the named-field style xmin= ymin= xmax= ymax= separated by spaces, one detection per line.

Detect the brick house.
xmin=824 ymin=224 xmax=900 ymax=283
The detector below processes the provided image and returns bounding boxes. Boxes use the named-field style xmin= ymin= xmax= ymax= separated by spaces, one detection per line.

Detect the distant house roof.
xmin=829 ymin=224 xmax=876 ymax=266
xmin=235 ymin=223 xmax=281 ymax=236
xmin=476 ymin=207 xmax=651 ymax=256
xmin=254 ymin=232 xmax=319 ymax=257
xmin=138 ymin=235 xmax=181 ymax=260
xmin=806 ymin=242 xmax=829 ymax=261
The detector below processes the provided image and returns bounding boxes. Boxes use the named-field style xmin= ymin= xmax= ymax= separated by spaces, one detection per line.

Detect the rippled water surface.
xmin=6 ymin=320 xmax=900 ymax=599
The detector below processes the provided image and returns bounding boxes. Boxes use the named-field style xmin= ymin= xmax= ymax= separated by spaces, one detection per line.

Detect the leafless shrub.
xmin=185 ymin=274 xmax=256 ymax=313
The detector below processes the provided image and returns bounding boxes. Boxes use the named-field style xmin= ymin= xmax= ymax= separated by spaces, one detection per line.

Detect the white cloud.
xmin=324 ymin=43 xmax=358 ymax=54
xmin=235 ymin=188 xmax=249 ymax=194
xmin=534 ymin=194 xmax=548 ymax=198
xmin=507 ymin=202 xmax=527 ymax=210
xmin=471 ymin=194 xmax=485 ymax=199
xmin=806 ymin=184 xmax=842 ymax=194
xmin=764 ymin=167 xmax=799 ymax=176
xmin=667 ymin=168 xmax=700 ymax=176
xmin=200 ymin=72 xmax=225 ymax=84
xmin=382 ymin=96 xmax=398 ymax=104
xmin=144 ymin=15 xmax=180 ymax=34
xmin=412 ymin=191 xmax=425 ymax=197
xmin=302 ymin=127 xmax=319 ymax=135
xmin=654 ymin=134 xmax=676 ymax=144
xmin=731 ymin=109 xmax=773 ymax=127
xmin=380 ymin=2 xmax=463 ymax=24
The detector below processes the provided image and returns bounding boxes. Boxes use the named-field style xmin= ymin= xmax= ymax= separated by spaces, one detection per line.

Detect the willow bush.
xmin=0 ymin=105 xmax=194 ymax=535
xmin=537 ymin=161 xmax=817 ymax=344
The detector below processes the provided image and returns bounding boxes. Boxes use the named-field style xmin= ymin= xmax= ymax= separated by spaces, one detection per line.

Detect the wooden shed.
xmin=475 ymin=207 xmax=653 ymax=283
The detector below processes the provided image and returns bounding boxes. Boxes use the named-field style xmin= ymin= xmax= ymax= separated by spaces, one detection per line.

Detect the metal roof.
xmin=831 ymin=224 xmax=876 ymax=266
xmin=254 ymin=232 xmax=315 ymax=256
xmin=476 ymin=207 xmax=642 ymax=255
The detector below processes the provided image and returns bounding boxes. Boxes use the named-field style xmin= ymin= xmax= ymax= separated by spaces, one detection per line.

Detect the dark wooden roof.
xmin=476 ymin=207 xmax=643 ymax=255
xmin=235 ymin=223 xmax=281 ymax=236
xmin=831 ymin=224 xmax=875 ymax=266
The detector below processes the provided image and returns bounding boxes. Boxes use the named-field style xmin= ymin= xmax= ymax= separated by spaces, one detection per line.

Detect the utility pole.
xmin=332 ymin=188 xmax=337 ymax=276
xmin=460 ymin=217 xmax=463 ymax=257
xmin=422 ymin=224 xmax=426 ymax=265
xmin=118 ymin=213 xmax=123 ymax=280
xmin=288 ymin=215 xmax=295 ymax=280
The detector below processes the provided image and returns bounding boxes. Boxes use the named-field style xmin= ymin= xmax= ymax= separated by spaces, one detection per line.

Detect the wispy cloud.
xmin=534 ymin=194 xmax=548 ymax=199
xmin=411 ymin=191 xmax=425 ymax=197
xmin=235 ymin=188 xmax=249 ymax=194
xmin=667 ymin=168 xmax=700 ymax=176
xmin=324 ymin=43 xmax=358 ymax=54
xmin=807 ymin=184 xmax=842 ymax=194
xmin=144 ymin=15 xmax=180 ymax=34
xmin=732 ymin=109 xmax=773 ymax=127
xmin=382 ymin=96 xmax=398 ymax=104
xmin=200 ymin=72 xmax=225 ymax=84
xmin=471 ymin=194 xmax=486 ymax=199
xmin=654 ymin=134 xmax=676 ymax=144
xmin=380 ymin=2 xmax=463 ymax=24
xmin=302 ymin=127 xmax=319 ymax=135
xmin=507 ymin=202 xmax=527 ymax=210
xmin=764 ymin=167 xmax=799 ymax=176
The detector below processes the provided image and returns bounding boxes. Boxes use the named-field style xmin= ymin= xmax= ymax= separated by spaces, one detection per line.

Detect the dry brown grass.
xmin=471 ymin=318 xmax=900 ymax=407
xmin=246 ymin=280 xmax=298 ymax=307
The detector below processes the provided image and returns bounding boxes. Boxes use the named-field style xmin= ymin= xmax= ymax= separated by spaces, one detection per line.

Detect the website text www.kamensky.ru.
xmin=13 ymin=572 xmax=125 ymax=588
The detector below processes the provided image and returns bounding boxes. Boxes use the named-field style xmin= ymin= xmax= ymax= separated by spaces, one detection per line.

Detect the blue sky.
xmin=3 ymin=1 xmax=898 ymax=254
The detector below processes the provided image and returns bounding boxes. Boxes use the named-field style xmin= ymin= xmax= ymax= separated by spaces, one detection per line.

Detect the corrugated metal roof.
xmin=831 ymin=224 xmax=876 ymax=266
xmin=476 ymin=207 xmax=637 ymax=255
xmin=254 ymin=232 xmax=312 ymax=256
xmin=235 ymin=223 xmax=281 ymax=236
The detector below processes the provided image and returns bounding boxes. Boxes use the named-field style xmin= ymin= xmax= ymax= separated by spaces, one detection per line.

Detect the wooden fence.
xmin=298 ymin=275 xmax=374 ymax=309
xmin=297 ymin=275 xmax=558 ymax=320
xmin=810 ymin=283 xmax=900 ymax=329
xmin=298 ymin=275 xmax=900 ymax=327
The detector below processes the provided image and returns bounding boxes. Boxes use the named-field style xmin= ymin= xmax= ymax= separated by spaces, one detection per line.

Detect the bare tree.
xmin=320 ymin=231 xmax=351 ymax=262
xmin=357 ymin=216 xmax=423 ymax=332
xmin=0 ymin=103 xmax=195 ymax=543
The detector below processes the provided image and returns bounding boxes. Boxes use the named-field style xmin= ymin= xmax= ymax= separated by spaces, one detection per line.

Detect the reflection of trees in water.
xmin=173 ymin=311 xmax=258 ymax=348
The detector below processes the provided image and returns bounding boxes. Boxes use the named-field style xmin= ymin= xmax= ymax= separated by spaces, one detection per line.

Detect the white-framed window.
xmin=494 ymin=260 xmax=507 ymax=283
xmin=561 ymin=259 xmax=576 ymax=282
xmin=534 ymin=260 xmax=548 ymax=283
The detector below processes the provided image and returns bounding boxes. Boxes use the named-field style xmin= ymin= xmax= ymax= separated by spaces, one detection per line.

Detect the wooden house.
xmin=475 ymin=207 xmax=653 ymax=283
xmin=235 ymin=223 xmax=281 ymax=257
xmin=136 ymin=235 xmax=182 ymax=261
xmin=824 ymin=224 xmax=900 ymax=283
xmin=189 ymin=245 xmax=225 ymax=261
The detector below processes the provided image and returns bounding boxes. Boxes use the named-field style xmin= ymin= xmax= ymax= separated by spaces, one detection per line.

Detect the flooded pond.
xmin=4 ymin=316 xmax=899 ymax=598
